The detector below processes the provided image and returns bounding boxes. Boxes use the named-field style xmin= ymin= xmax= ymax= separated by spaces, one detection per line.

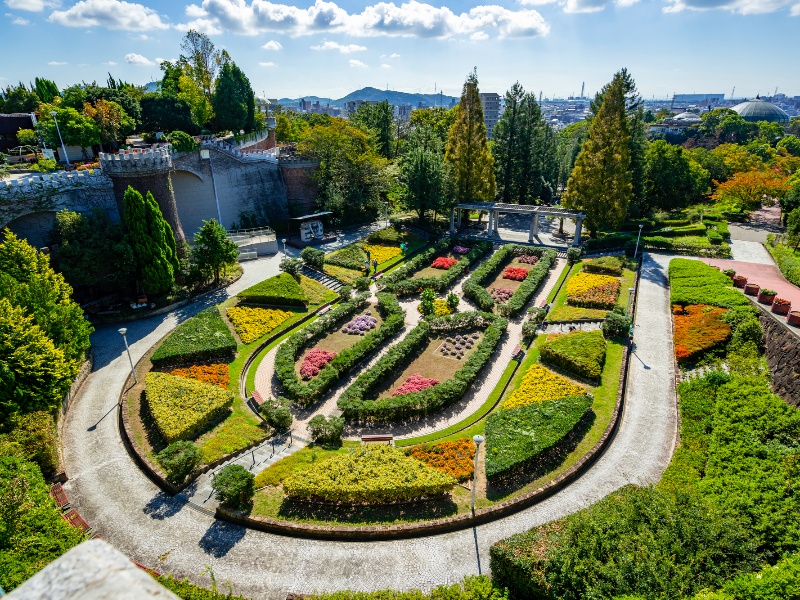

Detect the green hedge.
xmin=704 ymin=219 xmax=730 ymax=239
xmin=462 ymin=245 xmax=557 ymax=316
xmin=484 ymin=395 xmax=592 ymax=480
xmin=236 ymin=273 xmax=307 ymax=307
xmin=669 ymin=259 xmax=751 ymax=309
xmin=274 ymin=293 xmax=404 ymax=406
xmin=150 ymin=307 xmax=237 ymax=367
xmin=338 ymin=312 xmax=507 ymax=422
xmin=324 ymin=243 xmax=367 ymax=271
xmin=146 ymin=372 xmax=234 ymax=443
xmin=305 ymin=576 xmax=505 ymax=600
xmin=582 ymin=255 xmax=624 ymax=276
xmin=584 ymin=233 xmax=633 ymax=252
xmin=156 ymin=575 xmax=250 ymax=599
xmin=627 ymin=236 xmax=732 ymax=258
xmin=540 ymin=330 xmax=606 ymax=382
xmin=381 ymin=240 xmax=493 ymax=296
xmin=651 ymin=223 xmax=707 ymax=237
xmin=766 ymin=237 xmax=800 ymax=287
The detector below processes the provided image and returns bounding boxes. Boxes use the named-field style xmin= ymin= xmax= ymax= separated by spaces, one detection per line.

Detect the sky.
xmin=1 ymin=0 xmax=799 ymax=102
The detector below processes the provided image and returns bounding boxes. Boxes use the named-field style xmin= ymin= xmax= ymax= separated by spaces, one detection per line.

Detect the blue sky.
xmin=2 ymin=0 xmax=799 ymax=101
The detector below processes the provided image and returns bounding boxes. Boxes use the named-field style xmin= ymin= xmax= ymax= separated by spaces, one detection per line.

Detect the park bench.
xmin=61 ymin=509 xmax=92 ymax=533
xmin=361 ymin=434 xmax=393 ymax=445
xmin=49 ymin=483 xmax=70 ymax=511
xmin=512 ymin=344 xmax=524 ymax=359
xmin=251 ymin=390 xmax=266 ymax=406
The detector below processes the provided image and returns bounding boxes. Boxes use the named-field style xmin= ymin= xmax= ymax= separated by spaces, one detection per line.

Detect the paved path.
xmin=728 ymin=239 xmax=775 ymax=264
xmin=62 ymin=252 xmax=678 ymax=600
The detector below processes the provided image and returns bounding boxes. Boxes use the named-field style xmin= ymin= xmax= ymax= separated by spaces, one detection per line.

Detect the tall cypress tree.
xmin=492 ymin=82 xmax=525 ymax=204
xmin=562 ymin=73 xmax=632 ymax=237
xmin=445 ymin=69 xmax=495 ymax=204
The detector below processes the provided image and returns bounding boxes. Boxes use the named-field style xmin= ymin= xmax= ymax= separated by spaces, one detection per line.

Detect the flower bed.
xmin=566 ymin=273 xmax=618 ymax=297
xmin=282 ymin=445 xmax=456 ymax=504
xmin=438 ymin=333 xmax=477 ymax=359
xmin=145 ymin=372 xmax=234 ymax=444
xmin=226 ymin=306 xmax=293 ymax=343
xmin=342 ymin=312 xmax=378 ymax=335
xmin=503 ymin=266 xmax=530 ymax=281
xmin=150 ymin=308 xmax=237 ymax=367
xmin=567 ymin=280 xmax=621 ymax=310
xmin=237 ymin=273 xmax=307 ymax=307
xmin=516 ymin=254 xmax=539 ymax=265
xmin=362 ymin=244 xmax=401 ymax=265
xmin=299 ymin=348 xmax=337 ymax=380
xmin=489 ymin=288 xmax=513 ymax=303
xmin=392 ymin=374 xmax=439 ymax=396
xmin=673 ymin=304 xmax=730 ymax=364
xmin=669 ymin=259 xmax=752 ymax=309
xmin=432 ymin=256 xmax=458 ymax=270
xmin=169 ymin=363 xmax=230 ymax=389
xmin=405 ymin=438 xmax=476 ymax=482
xmin=540 ymin=330 xmax=607 ymax=382
xmin=453 ymin=245 xmax=470 ymax=255
xmin=503 ymin=364 xmax=587 ymax=410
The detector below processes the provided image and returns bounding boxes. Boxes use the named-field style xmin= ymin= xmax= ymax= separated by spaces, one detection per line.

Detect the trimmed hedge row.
xmin=582 ymin=255 xmax=624 ymax=276
xmin=237 ymin=272 xmax=307 ymax=307
xmin=150 ymin=307 xmax=237 ymax=367
xmin=540 ymin=330 xmax=606 ymax=382
xmin=485 ymin=395 xmax=593 ymax=480
xmin=584 ymin=233 xmax=633 ymax=252
xmin=381 ymin=240 xmax=493 ymax=296
xmin=462 ymin=245 xmax=557 ymax=316
xmin=766 ymin=237 xmax=800 ymax=287
xmin=627 ymin=236 xmax=732 ymax=258
xmin=324 ymin=243 xmax=367 ymax=271
xmin=651 ymin=223 xmax=707 ymax=237
xmin=338 ymin=311 xmax=507 ymax=422
xmin=275 ymin=293 xmax=404 ymax=406
xmin=669 ymin=259 xmax=751 ymax=309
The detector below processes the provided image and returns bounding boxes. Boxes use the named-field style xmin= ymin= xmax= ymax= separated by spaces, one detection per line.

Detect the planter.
xmin=744 ymin=283 xmax=760 ymax=296
xmin=772 ymin=300 xmax=791 ymax=316
xmin=788 ymin=311 xmax=800 ymax=327
xmin=723 ymin=270 xmax=736 ymax=279
xmin=733 ymin=276 xmax=747 ymax=289
xmin=758 ymin=292 xmax=777 ymax=305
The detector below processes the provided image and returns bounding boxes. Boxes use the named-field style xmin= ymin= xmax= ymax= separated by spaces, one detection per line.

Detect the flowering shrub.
xmin=566 ymin=272 xmax=619 ymax=296
xmin=773 ymin=297 xmax=791 ymax=307
xmin=516 ymin=254 xmax=539 ymax=265
xmin=453 ymin=245 xmax=471 ymax=255
xmin=432 ymin=256 xmax=458 ymax=270
xmin=433 ymin=299 xmax=453 ymax=316
xmin=342 ymin=311 xmax=378 ymax=335
xmin=169 ymin=363 xmax=230 ymax=389
xmin=226 ymin=306 xmax=293 ymax=343
xmin=405 ymin=438 xmax=476 ymax=482
xmin=503 ymin=365 xmax=586 ymax=410
xmin=673 ymin=304 xmax=730 ymax=364
xmin=567 ymin=281 xmax=621 ymax=310
xmin=362 ymin=244 xmax=401 ymax=265
xmin=490 ymin=288 xmax=513 ymax=303
xmin=392 ymin=373 xmax=440 ymax=396
xmin=503 ymin=266 xmax=530 ymax=281
xmin=299 ymin=348 xmax=337 ymax=380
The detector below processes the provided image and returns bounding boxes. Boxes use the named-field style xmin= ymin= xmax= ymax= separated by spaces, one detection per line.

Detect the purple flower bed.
xmin=453 ymin=245 xmax=470 ymax=255
xmin=517 ymin=254 xmax=539 ymax=265
xmin=341 ymin=311 xmax=378 ymax=336
xmin=489 ymin=287 xmax=514 ymax=303
xmin=440 ymin=334 xmax=476 ymax=359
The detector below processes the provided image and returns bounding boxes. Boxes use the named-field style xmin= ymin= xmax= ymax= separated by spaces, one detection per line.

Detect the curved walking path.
xmin=62 ymin=252 xmax=678 ymax=600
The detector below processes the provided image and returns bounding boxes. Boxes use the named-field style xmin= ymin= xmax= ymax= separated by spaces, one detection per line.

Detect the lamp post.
xmin=633 ymin=223 xmax=644 ymax=259
xmin=118 ymin=328 xmax=137 ymax=384
xmin=471 ymin=434 xmax=484 ymax=515
xmin=626 ymin=287 xmax=635 ymax=316
xmin=49 ymin=110 xmax=71 ymax=167
xmin=281 ymin=238 xmax=287 ymax=255
xmin=383 ymin=202 xmax=389 ymax=228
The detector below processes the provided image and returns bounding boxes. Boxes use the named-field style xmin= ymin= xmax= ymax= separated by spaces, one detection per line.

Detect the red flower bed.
xmin=392 ymin=373 xmax=439 ymax=396
xmin=567 ymin=281 xmax=620 ymax=310
xmin=516 ymin=254 xmax=539 ymax=265
xmin=405 ymin=438 xmax=476 ymax=482
xmin=431 ymin=256 xmax=458 ymax=270
xmin=673 ymin=304 xmax=730 ymax=364
xmin=169 ymin=363 xmax=230 ymax=389
xmin=503 ymin=266 xmax=530 ymax=281
xmin=300 ymin=348 xmax=337 ymax=380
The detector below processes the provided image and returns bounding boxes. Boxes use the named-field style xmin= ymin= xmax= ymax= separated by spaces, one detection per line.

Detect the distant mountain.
xmin=275 ymin=87 xmax=458 ymax=109
xmin=276 ymin=96 xmax=333 ymax=106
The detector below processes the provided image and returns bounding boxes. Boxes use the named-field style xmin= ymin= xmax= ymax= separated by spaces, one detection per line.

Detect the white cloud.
xmin=125 ymin=52 xmax=154 ymax=66
xmin=390 ymin=52 xmax=401 ymax=58
xmin=12 ymin=16 xmax=29 ymax=24
xmin=470 ymin=31 xmax=488 ymax=40
xmin=155 ymin=57 xmax=177 ymax=64
xmin=380 ymin=63 xmax=391 ymax=68
xmin=48 ymin=61 xmax=67 ymax=65
xmin=6 ymin=0 xmax=56 ymax=11
xmin=349 ymin=59 xmax=367 ymax=68
xmin=262 ymin=39 xmax=283 ymax=50
xmin=49 ymin=0 xmax=170 ymax=31
xmin=792 ymin=2 xmax=800 ymax=13
xmin=311 ymin=40 xmax=367 ymax=53
xmin=259 ymin=61 xmax=276 ymax=66
xmin=103 ymin=60 xmax=118 ymax=65
xmin=663 ymin=0 xmax=798 ymax=13
xmin=563 ymin=0 xmax=607 ymax=12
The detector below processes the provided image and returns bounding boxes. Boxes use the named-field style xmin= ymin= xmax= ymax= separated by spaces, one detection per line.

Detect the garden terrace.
xmin=546 ymin=256 xmax=635 ymax=322
xmin=323 ymin=227 xmax=427 ymax=283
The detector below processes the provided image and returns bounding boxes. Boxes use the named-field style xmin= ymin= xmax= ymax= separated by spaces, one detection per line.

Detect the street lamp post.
xmin=471 ymin=434 xmax=484 ymax=515
xmin=626 ymin=287 xmax=635 ymax=316
xmin=50 ymin=110 xmax=71 ymax=167
xmin=634 ymin=224 xmax=644 ymax=259
xmin=118 ymin=328 xmax=137 ymax=384
xmin=383 ymin=202 xmax=389 ymax=228
xmin=281 ymin=238 xmax=287 ymax=255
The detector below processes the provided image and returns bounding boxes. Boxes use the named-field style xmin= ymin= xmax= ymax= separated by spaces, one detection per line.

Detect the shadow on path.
xmin=199 ymin=520 xmax=246 ymax=558
xmin=144 ymin=488 xmax=192 ymax=520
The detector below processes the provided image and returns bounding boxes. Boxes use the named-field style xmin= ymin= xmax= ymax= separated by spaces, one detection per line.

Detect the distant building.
xmin=479 ymin=92 xmax=501 ymax=139
xmin=731 ymin=97 xmax=790 ymax=123
xmin=345 ymin=99 xmax=366 ymax=116
xmin=672 ymin=93 xmax=725 ymax=110
xmin=648 ymin=112 xmax=702 ymax=137
xmin=398 ymin=103 xmax=413 ymax=122
xmin=299 ymin=98 xmax=312 ymax=112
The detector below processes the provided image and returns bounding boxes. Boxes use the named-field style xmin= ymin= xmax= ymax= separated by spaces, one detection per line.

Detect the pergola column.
xmin=450 ymin=208 xmax=455 ymax=235
xmin=456 ymin=209 xmax=462 ymax=228
xmin=573 ymin=214 xmax=584 ymax=246
xmin=528 ymin=213 xmax=539 ymax=242
xmin=487 ymin=210 xmax=494 ymax=237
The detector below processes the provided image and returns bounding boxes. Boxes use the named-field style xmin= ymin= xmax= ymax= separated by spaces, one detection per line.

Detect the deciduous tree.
xmin=712 ymin=169 xmax=789 ymax=213
xmin=192 ymin=219 xmax=239 ymax=285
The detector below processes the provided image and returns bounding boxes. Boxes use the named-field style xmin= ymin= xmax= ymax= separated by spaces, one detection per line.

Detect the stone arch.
xmin=171 ymin=168 xmax=218 ymax=238
xmin=4 ymin=211 xmax=58 ymax=250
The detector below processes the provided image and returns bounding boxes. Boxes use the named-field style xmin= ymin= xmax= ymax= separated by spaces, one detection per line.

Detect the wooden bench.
xmin=49 ymin=483 xmax=70 ymax=511
xmin=512 ymin=344 xmax=524 ymax=359
xmin=251 ymin=390 xmax=267 ymax=406
xmin=61 ymin=509 xmax=92 ymax=533
xmin=361 ymin=434 xmax=393 ymax=445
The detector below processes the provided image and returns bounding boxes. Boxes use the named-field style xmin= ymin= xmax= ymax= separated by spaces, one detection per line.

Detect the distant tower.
xmin=580 ymin=82 xmax=585 ymax=99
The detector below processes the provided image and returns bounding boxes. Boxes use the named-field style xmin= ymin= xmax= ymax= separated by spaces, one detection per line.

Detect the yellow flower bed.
xmin=362 ymin=244 xmax=402 ymax=265
xmin=503 ymin=364 xmax=587 ymax=410
xmin=566 ymin=272 xmax=619 ymax=296
xmin=433 ymin=299 xmax=453 ymax=315
xmin=226 ymin=306 xmax=293 ymax=344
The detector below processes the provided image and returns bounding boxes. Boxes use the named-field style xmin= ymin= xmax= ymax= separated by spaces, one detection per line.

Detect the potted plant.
xmin=744 ymin=282 xmax=760 ymax=296
xmin=788 ymin=311 xmax=800 ymax=327
xmin=723 ymin=268 xmax=736 ymax=279
xmin=733 ymin=275 xmax=747 ymax=289
xmin=772 ymin=297 xmax=792 ymax=316
xmin=758 ymin=289 xmax=777 ymax=304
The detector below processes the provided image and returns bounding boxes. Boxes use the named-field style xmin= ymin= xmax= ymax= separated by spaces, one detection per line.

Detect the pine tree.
xmin=493 ymin=82 xmax=525 ymax=204
xmin=562 ymin=73 xmax=632 ymax=237
xmin=445 ymin=69 xmax=495 ymax=204
xmin=193 ymin=219 xmax=239 ymax=285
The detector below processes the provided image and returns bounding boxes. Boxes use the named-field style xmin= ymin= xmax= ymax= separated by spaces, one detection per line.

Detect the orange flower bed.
xmin=673 ymin=304 xmax=730 ymax=364
xmin=169 ymin=363 xmax=230 ymax=389
xmin=405 ymin=438 xmax=476 ymax=482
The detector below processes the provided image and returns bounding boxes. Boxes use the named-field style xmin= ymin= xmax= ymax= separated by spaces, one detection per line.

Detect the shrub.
xmin=156 ymin=575 xmax=250 ymax=600
xmin=305 ymin=576 xmax=506 ymax=600
xmin=145 ymin=372 xmax=234 ymax=443
xmin=237 ymin=273 xmax=307 ymax=307
xmin=325 ymin=244 xmax=367 ymax=271
xmin=150 ymin=308 xmax=237 ymax=367
xmin=673 ymin=304 xmax=731 ymax=364
xmin=765 ymin=238 xmax=800 ymax=287
xmin=485 ymin=395 xmax=592 ymax=480
xmin=516 ymin=254 xmax=539 ymax=265
xmin=405 ymin=438 xmax=476 ymax=482
xmin=1 ymin=411 xmax=59 ymax=477
xmin=341 ymin=312 xmax=378 ymax=335
xmin=282 ymin=445 xmax=456 ymax=504
xmin=432 ymin=256 xmax=458 ymax=270
xmin=258 ymin=396 xmax=293 ymax=432
xmin=602 ymin=311 xmax=631 ymax=339
xmin=628 ymin=236 xmax=732 ymax=259
xmin=300 ymin=348 xmax=337 ymax=380
xmin=540 ymin=330 xmax=607 ymax=381
xmin=393 ymin=373 xmax=439 ymax=396
xmin=420 ymin=287 xmax=436 ymax=315
xmin=157 ymin=441 xmax=202 ymax=483
xmin=279 ymin=257 xmax=304 ymax=277
xmin=566 ymin=247 xmax=582 ymax=264
xmin=169 ymin=363 xmax=230 ymax=389
xmin=582 ymin=255 xmax=624 ymax=276
xmin=226 ymin=306 xmax=293 ymax=343
xmin=669 ymin=259 xmax=751 ymax=309
xmin=453 ymin=245 xmax=471 ymax=254
xmin=212 ymin=464 xmax=255 ymax=509
xmin=446 ymin=292 xmax=460 ymax=310
xmin=307 ymin=414 xmax=345 ymax=446
xmin=490 ymin=288 xmax=513 ymax=303
xmin=707 ymin=230 xmax=724 ymax=245
xmin=584 ymin=234 xmax=632 ymax=252
xmin=729 ymin=316 xmax=763 ymax=349
xmin=166 ymin=130 xmax=198 ymax=153
xmin=651 ymin=223 xmax=707 ymax=237
xmin=300 ymin=247 xmax=325 ymax=270
xmin=353 ymin=276 xmax=371 ymax=291
xmin=503 ymin=365 xmax=586 ymax=410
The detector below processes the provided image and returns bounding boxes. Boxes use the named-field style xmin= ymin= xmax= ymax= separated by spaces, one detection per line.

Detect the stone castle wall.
xmin=758 ymin=310 xmax=800 ymax=407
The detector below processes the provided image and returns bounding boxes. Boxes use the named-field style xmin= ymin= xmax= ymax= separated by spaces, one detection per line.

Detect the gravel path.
xmin=61 ymin=251 xmax=678 ymax=600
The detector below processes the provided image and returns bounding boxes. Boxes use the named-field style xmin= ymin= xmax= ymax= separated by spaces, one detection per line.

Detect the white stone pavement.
xmin=62 ymin=250 xmax=678 ymax=600
xmin=729 ymin=238 xmax=775 ymax=265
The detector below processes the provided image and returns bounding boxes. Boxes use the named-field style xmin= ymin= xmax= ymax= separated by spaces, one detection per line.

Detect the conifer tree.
xmin=562 ymin=73 xmax=632 ymax=237
xmin=193 ymin=219 xmax=239 ymax=285
xmin=445 ymin=69 xmax=495 ymax=204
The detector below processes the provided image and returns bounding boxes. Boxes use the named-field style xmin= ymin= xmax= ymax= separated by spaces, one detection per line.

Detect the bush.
xmin=145 ymin=372 xmax=234 ymax=444
xmin=237 ymin=272 xmax=307 ymax=307
xmin=156 ymin=575 xmax=250 ymax=600
xmin=669 ymin=259 xmax=751 ymax=309
xmin=279 ymin=257 xmax=304 ymax=277
xmin=305 ymin=576 xmax=506 ymax=600
xmin=707 ymin=230 xmax=724 ymax=245
xmin=765 ymin=238 xmax=800 ymax=287
xmin=602 ymin=311 xmax=631 ymax=339
xmin=566 ymin=247 xmax=582 ymax=264
xmin=673 ymin=304 xmax=731 ymax=363
xmin=157 ymin=441 xmax=202 ymax=483
xmin=353 ymin=276 xmax=371 ymax=291
xmin=628 ymin=236 xmax=732 ymax=258
xmin=169 ymin=363 xmax=230 ymax=389
xmin=166 ymin=130 xmax=199 ymax=153
xmin=212 ymin=464 xmax=254 ymax=509
xmin=226 ymin=306 xmax=293 ymax=343
xmin=1 ymin=411 xmax=59 ymax=477
xmin=300 ymin=247 xmax=325 ymax=270
xmin=584 ymin=234 xmax=632 ymax=252
xmin=150 ymin=307 xmax=237 ymax=367
xmin=325 ymin=243 xmax=367 ymax=271
xmin=282 ymin=445 xmax=455 ymax=504
xmin=485 ymin=395 xmax=592 ymax=480
xmin=338 ymin=285 xmax=352 ymax=299
xmin=582 ymin=255 xmax=624 ymax=276
xmin=258 ymin=396 xmax=293 ymax=432
xmin=651 ymin=223 xmax=707 ymax=237
xmin=540 ymin=330 xmax=607 ymax=381
xmin=307 ymin=414 xmax=344 ymax=446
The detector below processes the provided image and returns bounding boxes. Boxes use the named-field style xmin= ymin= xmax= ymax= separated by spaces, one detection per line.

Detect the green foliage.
xmin=765 ymin=238 xmax=800 ymax=286
xmin=420 ymin=287 xmax=436 ymax=316
xmin=485 ymin=395 xmax=592 ymax=480
xmin=353 ymin=276 xmax=371 ymax=291
xmin=15 ymin=128 xmax=38 ymax=147
xmin=400 ymin=139 xmax=451 ymax=224
xmin=157 ymin=440 xmax=202 ymax=483
xmin=237 ymin=273 xmax=307 ymax=307
xmin=712 ymin=553 xmax=800 ymax=599
xmin=565 ymin=247 xmax=582 ymax=265
xmin=156 ymin=574 xmax=249 ymax=600
xmin=629 ymin=236 xmax=732 ymax=259
xmin=582 ymin=254 xmax=624 ymax=276
xmin=212 ymin=59 xmax=255 ymax=134
xmin=307 ymin=414 xmax=345 ymax=447
xmin=150 ymin=307 xmax=237 ymax=367
xmin=146 ymin=372 xmax=234 ymax=444
xmin=325 ymin=244 xmax=368 ymax=271
xmin=669 ymin=259 xmax=751 ymax=309
xmin=167 ymin=130 xmax=199 ymax=152
xmin=140 ymin=95 xmax=199 ymax=135
xmin=283 ymin=445 xmax=455 ymax=504
xmin=301 ymin=247 xmax=325 ymax=270
xmin=279 ymin=257 xmax=304 ymax=277
xmin=584 ymin=233 xmax=633 ymax=252
xmin=0 ymin=411 xmax=59 ymax=477
xmin=350 ymin=100 xmax=395 ymax=159
xmin=644 ymin=140 xmax=708 ymax=212
xmin=540 ymin=330 xmax=607 ymax=381
xmin=36 ymin=105 xmax=100 ymax=149
xmin=307 ymin=576 xmax=506 ymax=600
xmin=1 ymin=84 xmax=40 ymax=113
xmin=192 ymin=219 xmax=238 ymax=285
xmin=258 ymin=396 xmax=293 ymax=432
xmin=212 ymin=464 xmax=255 ymax=509
xmin=602 ymin=311 xmax=632 ymax=339
xmin=651 ymin=223 xmax=707 ymax=237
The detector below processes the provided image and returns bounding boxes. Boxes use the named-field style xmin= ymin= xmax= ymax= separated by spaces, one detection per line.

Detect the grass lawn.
xmin=546 ymin=258 xmax=635 ymax=322
xmin=324 ymin=264 xmax=363 ymax=284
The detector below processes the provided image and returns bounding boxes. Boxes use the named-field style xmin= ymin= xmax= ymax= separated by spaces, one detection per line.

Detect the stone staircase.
xmin=302 ymin=265 xmax=345 ymax=292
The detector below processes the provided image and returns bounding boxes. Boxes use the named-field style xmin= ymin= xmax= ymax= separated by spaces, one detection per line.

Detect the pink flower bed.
xmin=300 ymin=348 xmax=337 ymax=380
xmin=503 ymin=266 xmax=529 ymax=281
xmin=432 ymin=256 xmax=458 ymax=270
xmin=516 ymin=254 xmax=539 ymax=265
xmin=392 ymin=373 xmax=440 ymax=396
xmin=453 ymin=245 xmax=470 ymax=255
xmin=489 ymin=287 xmax=513 ymax=303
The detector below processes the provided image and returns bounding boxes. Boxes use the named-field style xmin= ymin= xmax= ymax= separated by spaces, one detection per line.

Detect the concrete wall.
xmin=759 ymin=311 xmax=800 ymax=407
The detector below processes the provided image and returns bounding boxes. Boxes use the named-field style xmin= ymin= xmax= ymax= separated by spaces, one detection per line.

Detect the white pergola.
xmin=450 ymin=202 xmax=585 ymax=246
